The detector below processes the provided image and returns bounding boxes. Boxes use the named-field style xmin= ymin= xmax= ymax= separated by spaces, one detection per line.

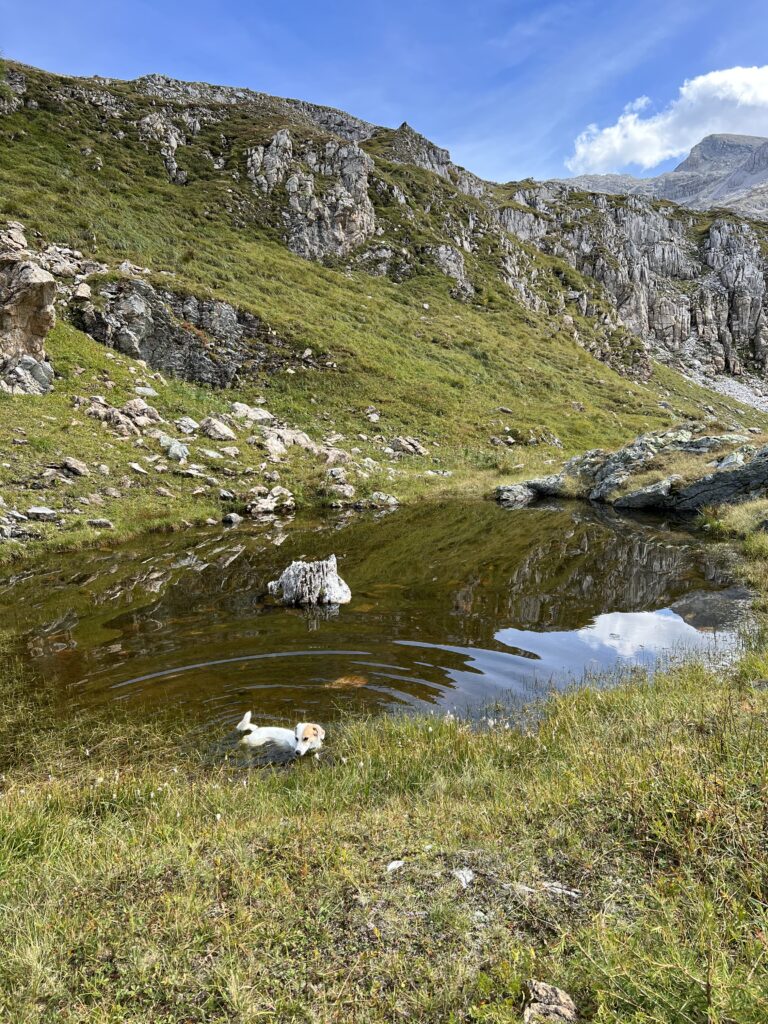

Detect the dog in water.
xmin=235 ymin=711 xmax=325 ymax=756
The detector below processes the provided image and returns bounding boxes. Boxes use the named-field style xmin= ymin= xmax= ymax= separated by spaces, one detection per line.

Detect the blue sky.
xmin=3 ymin=0 xmax=768 ymax=180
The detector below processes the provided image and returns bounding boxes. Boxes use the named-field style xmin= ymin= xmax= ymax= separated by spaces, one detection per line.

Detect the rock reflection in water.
xmin=0 ymin=501 xmax=741 ymax=730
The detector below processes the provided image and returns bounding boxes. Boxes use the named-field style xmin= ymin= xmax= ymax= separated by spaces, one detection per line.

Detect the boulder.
xmin=327 ymin=483 xmax=356 ymax=500
xmin=200 ymin=416 xmax=237 ymax=441
xmin=230 ymin=401 xmax=274 ymax=424
xmin=85 ymin=396 xmax=141 ymax=436
xmin=368 ymin=491 xmax=399 ymax=508
xmin=154 ymin=432 xmax=189 ymax=463
xmin=0 ymin=255 xmax=56 ymax=393
xmin=268 ymin=554 xmax=351 ymax=606
xmin=86 ymin=518 xmax=114 ymax=530
xmin=71 ymin=278 xmax=290 ymax=388
xmin=614 ymin=476 xmax=683 ymax=509
xmin=175 ymin=416 xmax=199 ymax=434
xmin=27 ymin=506 xmax=58 ymax=522
xmin=61 ymin=456 xmax=90 ymax=477
xmin=246 ymin=486 xmax=295 ymax=516
xmin=392 ymin=435 xmax=427 ymax=456
xmin=496 ymin=483 xmax=536 ymax=507
xmin=0 ymin=354 xmax=54 ymax=395
xmin=0 ymin=257 xmax=56 ymax=363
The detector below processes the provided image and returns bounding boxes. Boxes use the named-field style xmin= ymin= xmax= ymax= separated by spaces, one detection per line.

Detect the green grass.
xmin=1 ymin=650 xmax=766 ymax=1022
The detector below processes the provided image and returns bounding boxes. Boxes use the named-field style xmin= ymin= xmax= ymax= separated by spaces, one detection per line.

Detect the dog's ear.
xmin=317 ymin=726 xmax=326 ymax=740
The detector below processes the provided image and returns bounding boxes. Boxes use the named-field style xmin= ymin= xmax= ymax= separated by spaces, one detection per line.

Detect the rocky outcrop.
xmin=138 ymin=111 xmax=189 ymax=184
xmin=429 ymin=244 xmax=474 ymax=299
xmin=498 ymin=427 xmax=768 ymax=513
xmin=498 ymin=186 xmax=768 ymax=380
xmin=133 ymin=73 xmax=375 ymax=143
xmin=245 ymin=129 xmax=376 ymax=258
xmin=375 ymin=122 xmax=486 ymax=198
xmin=72 ymin=278 xmax=300 ymax=386
xmin=0 ymin=68 xmax=27 ymax=114
xmin=0 ymin=227 xmax=56 ymax=393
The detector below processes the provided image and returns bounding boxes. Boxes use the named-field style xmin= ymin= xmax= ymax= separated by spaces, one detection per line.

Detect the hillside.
xmin=3 ymin=60 xmax=768 ymax=550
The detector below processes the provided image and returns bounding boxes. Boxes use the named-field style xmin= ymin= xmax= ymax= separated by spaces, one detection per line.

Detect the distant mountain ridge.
xmin=558 ymin=133 xmax=768 ymax=220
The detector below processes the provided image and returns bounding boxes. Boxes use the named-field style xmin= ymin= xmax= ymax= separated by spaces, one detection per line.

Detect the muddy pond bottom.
xmin=0 ymin=501 xmax=748 ymax=732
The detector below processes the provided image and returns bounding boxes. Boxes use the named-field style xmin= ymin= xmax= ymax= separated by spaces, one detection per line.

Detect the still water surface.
xmin=0 ymin=502 xmax=747 ymax=731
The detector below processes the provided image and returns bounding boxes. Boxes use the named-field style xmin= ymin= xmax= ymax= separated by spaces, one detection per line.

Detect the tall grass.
xmin=1 ymin=653 xmax=766 ymax=1022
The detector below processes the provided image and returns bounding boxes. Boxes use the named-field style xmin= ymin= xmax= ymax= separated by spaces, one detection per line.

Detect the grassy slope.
xmin=1 ymin=650 xmax=766 ymax=1023
xmin=2 ymin=64 xmax=768 ymax=554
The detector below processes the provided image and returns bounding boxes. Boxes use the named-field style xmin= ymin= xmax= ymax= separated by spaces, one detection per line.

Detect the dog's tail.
xmin=236 ymin=710 xmax=253 ymax=732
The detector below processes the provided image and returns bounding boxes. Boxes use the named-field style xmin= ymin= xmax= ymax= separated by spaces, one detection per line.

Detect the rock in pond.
xmin=268 ymin=554 xmax=351 ymax=606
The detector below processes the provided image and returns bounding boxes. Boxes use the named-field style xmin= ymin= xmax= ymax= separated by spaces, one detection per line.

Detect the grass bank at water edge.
xmin=1 ymin=626 xmax=767 ymax=1022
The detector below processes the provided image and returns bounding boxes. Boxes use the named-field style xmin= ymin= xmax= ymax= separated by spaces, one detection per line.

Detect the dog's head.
xmin=294 ymin=722 xmax=325 ymax=756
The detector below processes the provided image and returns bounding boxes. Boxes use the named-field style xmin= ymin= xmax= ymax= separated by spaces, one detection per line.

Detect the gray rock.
xmin=0 ymin=256 xmax=56 ymax=368
xmin=1 ymin=354 xmax=55 ymax=395
xmin=614 ymin=475 xmax=683 ymax=509
xmin=175 ymin=416 xmax=199 ymax=434
xmin=368 ymin=491 xmax=399 ymax=507
xmin=527 ymin=475 xmax=568 ymax=497
xmin=327 ymin=483 xmax=355 ymax=500
xmin=245 ymin=129 xmax=376 ymax=258
xmin=200 ymin=416 xmax=236 ymax=441
xmin=498 ymin=184 xmax=768 ymax=381
xmin=268 ymin=554 xmax=351 ymax=606
xmin=222 ymin=512 xmax=243 ymax=526
xmin=86 ymin=518 xmax=114 ymax=529
xmin=246 ymin=486 xmax=295 ymax=516
xmin=27 ymin=506 xmax=58 ymax=521
xmin=496 ymin=483 xmax=536 ymax=507
xmin=72 ymin=278 xmax=295 ymax=388
xmin=230 ymin=401 xmax=274 ymax=424
xmin=155 ymin=432 xmax=189 ymax=463
xmin=523 ymin=980 xmax=577 ymax=1023
xmin=61 ymin=456 xmax=90 ymax=477
xmin=429 ymin=244 xmax=475 ymax=299
xmin=392 ymin=436 xmax=427 ymax=456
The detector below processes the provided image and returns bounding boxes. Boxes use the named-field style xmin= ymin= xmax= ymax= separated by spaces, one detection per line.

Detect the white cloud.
xmin=567 ymin=65 xmax=768 ymax=173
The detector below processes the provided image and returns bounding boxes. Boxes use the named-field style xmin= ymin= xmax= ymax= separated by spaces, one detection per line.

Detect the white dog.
xmin=235 ymin=711 xmax=325 ymax=757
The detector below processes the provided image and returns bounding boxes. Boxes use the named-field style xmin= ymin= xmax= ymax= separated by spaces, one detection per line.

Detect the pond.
xmin=0 ymin=501 xmax=748 ymax=734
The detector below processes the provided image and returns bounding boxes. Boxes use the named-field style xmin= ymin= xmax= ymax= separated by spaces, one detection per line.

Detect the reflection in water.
xmin=0 ymin=501 xmax=744 ymax=731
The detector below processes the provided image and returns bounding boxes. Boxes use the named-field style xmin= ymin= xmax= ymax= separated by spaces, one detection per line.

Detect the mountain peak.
xmin=673 ymin=133 xmax=768 ymax=174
